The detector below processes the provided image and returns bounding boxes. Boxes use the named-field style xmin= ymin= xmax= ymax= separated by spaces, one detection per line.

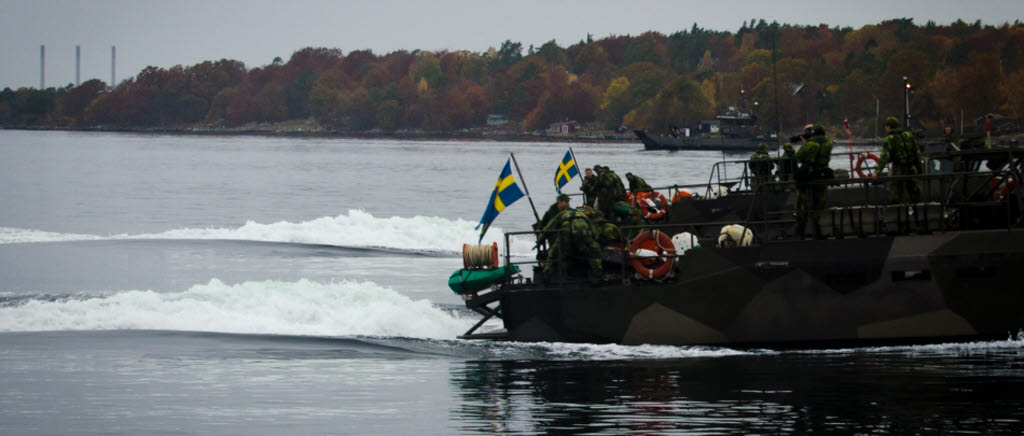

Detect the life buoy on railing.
xmin=990 ymin=176 xmax=1017 ymax=200
xmin=634 ymin=191 xmax=669 ymax=220
xmin=652 ymin=192 xmax=669 ymax=208
xmin=639 ymin=198 xmax=666 ymax=220
xmin=629 ymin=230 xmax=676 ymax=279
xmin=855 ymin=153 xmax=881 ymax=178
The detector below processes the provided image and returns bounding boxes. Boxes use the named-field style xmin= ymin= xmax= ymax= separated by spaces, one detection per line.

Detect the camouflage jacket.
xmin=808 ymin=135 xmax=833 ymax=167
xmin=795 ymin=141 xmax=821 ymax=166
xmin=878 ymin=128 xmax=923 ymax=174
xmin=604 ymin=171 xmax=626 ymax=199
xmin=749 ymin=150 xmax=775 ymax=176
xmin=537 ymin=203 xmax=562 ymax=231
xmin=580 ymin=175 xmax=598 ymax=201
xmin=590 ymin=218 xmax=622 ymax=247
xmin=625 ymin=174 xmax=652 ymax=193
xmin=540 ymin=208 xmax=595 ymax=244
xmin=776 ymin=147 xmax=797 ymax=175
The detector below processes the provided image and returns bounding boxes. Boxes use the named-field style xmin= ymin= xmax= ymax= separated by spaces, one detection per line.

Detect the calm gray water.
xmin=2 ymin=130 xmax=1024 ymax=435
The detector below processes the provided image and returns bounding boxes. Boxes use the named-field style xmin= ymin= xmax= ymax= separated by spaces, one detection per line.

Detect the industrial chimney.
xmin=76 ymin=45 xmax=81 ymax=86
xmin=111 ymin=45 xmax=116 ymax=88
xmin=40 ymin=45 xmax=45 ymax=88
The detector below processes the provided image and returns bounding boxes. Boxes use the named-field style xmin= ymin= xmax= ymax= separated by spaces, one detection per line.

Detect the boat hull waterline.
xmin=492 ymin=229 xmax=1024 ymax=346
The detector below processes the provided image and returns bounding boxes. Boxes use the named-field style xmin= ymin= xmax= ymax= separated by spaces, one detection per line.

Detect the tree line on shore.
xmin=2 ymin=18 xmax=1023 ymax=137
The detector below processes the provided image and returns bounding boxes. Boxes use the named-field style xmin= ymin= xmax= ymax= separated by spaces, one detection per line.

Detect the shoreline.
xmin=1 ymin=125 xmax=641 ymax=144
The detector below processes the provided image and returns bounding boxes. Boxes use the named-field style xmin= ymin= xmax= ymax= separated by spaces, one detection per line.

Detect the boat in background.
xmin=635 ymin=112 xmax=774 ymax=151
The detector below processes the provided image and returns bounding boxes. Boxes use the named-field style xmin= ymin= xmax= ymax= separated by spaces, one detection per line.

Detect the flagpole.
xmin=510 ymin=152 xmax=542 ymax=222
xmin=845 ymin=117 xmax=854 ymax=174
xmin=565 ymin=148 xmax=589 ymax=204
xmin=568 ymin=146 xmax=585 ymax=194
xmin=568 ymin=147 xmax=582 ymax=174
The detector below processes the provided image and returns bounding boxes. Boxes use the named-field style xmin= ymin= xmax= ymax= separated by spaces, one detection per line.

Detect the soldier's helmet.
xmin=613 ymin=201 xmax=631 ymax=216
xmin=885 ymin=116 xmax=900 ymax=128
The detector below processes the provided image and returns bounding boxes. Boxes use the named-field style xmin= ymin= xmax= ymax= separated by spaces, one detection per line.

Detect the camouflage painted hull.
xmin=634 ymin=130 xmax=765 ymax=151
xmin=497 ymin=229 xmax=1024 ymax=346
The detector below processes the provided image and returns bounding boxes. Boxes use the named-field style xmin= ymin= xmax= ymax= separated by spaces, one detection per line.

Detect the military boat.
xmin=634 ymin=112 xmax=772 ymax=151
xmin=451 ymin=145 xmax=1024 ymax=347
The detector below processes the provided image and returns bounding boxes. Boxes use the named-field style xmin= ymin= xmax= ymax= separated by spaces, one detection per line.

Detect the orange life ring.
xmin=990 ymin=176 xmax=1016 ymax=200
xmin=653 ymin=192 xmax=669 ymax=208
xmin=635 ymin=192 xmax=668 ymax=220
xmin=671 ymin=189 xmax=692 ymax=203
xmin=631 ymin=191 xmax=668 ymax=206
xmin=629 ymin=230 xmax=676 ymax=279
xmin=641 ymin=204 xmax=666 ymax=220
xmin=855 ymin=153 xmax=880 ymax=178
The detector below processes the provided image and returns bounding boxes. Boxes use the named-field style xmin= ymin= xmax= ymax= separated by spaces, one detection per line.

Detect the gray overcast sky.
xmin=1 ymin=0 xmax=1022 ymax=89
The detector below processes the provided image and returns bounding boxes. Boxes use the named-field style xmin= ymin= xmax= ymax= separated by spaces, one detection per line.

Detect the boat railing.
xmin=503 ymin=147 xmax=1024 ymax=285
xmin=503 ymin=156 xmax=1022 ymax=286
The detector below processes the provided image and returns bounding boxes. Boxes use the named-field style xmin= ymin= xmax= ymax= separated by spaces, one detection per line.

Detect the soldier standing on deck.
xmin=580 ymin=168 xmax=598 ymax=206
xmin=872 ymin=117 xmax=923 ymax=204
xmin=595 ymin=166 xmax=626 ymax=219
xmin=536 ymin=193 xmax=570 ymax=233
xmin=748 ymin=143 xmax=775 ymax=190
xmin=793 ymin=125 xmax=829 ymax=239
xmin=776 ymin=143 xmax=796 ymax=181
xmin=944 ymin=125 xmax=961 ymax=152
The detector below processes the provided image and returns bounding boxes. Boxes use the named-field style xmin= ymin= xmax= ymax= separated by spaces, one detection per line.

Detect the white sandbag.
xmin=671 ymin=232 xmax=700 ymax=254
xmin=717 ymin=224 xmax=753 ymax=248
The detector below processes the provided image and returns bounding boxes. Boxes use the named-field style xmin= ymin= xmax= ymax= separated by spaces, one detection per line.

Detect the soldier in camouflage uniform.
xmin=944 ymin=125 xmax=960 ymax=152
xmin=595 ymin=166 xmax=627 ymax=218
xmin=538 ymin=207 xmax=603 ymax=280
xmin=748 ymin=143 xmax=775 ymax=190
xmin=589 ymin=210 xmax=623 ymax=248
xmin=776 ymin=143 xmax=796 ymax=181
xmin=536 ymin=193 xmax=570 ymax=234
xmin=580 ymin=168 xmax=598 ymax=206
xmin=873 ymin=117 xmax=923 ymax=204
xmin=809 ymin=125 xmax=833 ymax=168
xmin=612 ymin=200 xmax=643 ymax=240
xmin=793 ymin=125 xmax=828 ymax=239
xmin=625 ymin=172 xmax=653 ymax=194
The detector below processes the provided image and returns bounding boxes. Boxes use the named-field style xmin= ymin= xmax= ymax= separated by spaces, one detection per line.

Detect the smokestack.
xmin=76 ymin=45 xmax=81 ymax=86
xmin=40 ymin=45 xmax=45 ymax=88
xmin=111 ymin=45 xmax=116 ymax=88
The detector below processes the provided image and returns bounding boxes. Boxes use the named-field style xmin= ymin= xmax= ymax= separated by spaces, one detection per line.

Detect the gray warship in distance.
xmin=634 ymin=112 xmax=773 ymax=151
xmin=453 ymin=138 xmax=1024 ymax=348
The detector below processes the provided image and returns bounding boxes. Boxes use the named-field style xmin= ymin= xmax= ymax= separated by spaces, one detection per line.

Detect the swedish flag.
xmin=475 ymin=159 xmax=525 ymax=242
xmin=554 ymin=150 xmax=579 ymax=193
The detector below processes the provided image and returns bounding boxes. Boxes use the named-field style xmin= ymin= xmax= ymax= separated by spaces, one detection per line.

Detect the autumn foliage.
xmin=2 ymin=19 xmax=1023 ymax=137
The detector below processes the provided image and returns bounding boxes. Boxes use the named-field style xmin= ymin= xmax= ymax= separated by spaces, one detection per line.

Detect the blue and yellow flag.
xmin=475 ymin=159 xmax=525 ymax=242
xmin=554 ymin=150 xmax=579 ymax=193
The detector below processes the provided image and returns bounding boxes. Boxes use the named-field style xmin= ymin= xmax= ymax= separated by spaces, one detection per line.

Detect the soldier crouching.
xmin=538 ymin=207 xmax=603 ymax=282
